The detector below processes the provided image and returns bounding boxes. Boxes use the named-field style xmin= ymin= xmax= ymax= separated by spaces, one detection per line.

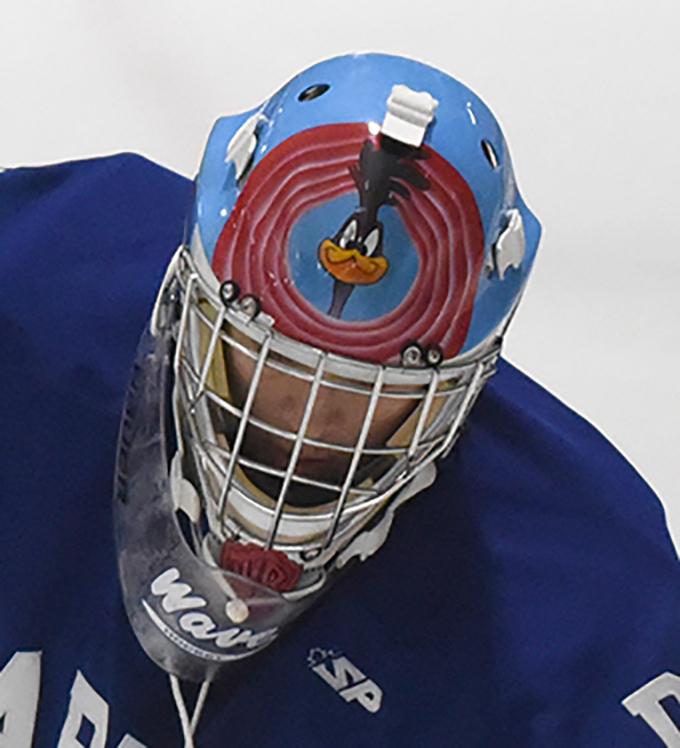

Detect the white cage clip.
xmin=381 ymin=84 xmax=439 ymax=147
xmin=225 ymin=112 xmax=267 ymax=180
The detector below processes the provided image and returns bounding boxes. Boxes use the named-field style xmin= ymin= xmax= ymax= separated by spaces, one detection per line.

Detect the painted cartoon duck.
xmin=318 ymin=135 xmax=431 ymax=318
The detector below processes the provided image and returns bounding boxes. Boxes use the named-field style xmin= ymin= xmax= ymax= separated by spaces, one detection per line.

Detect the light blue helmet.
xmin=115 ymin=53 xmax=541 ymax=686
xmin=191 ymin=52 xmax=540 ymax=364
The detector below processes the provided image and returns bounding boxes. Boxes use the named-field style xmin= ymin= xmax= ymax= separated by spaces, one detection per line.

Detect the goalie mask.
xmin=114 ymin=53 xmax=541 ymax=684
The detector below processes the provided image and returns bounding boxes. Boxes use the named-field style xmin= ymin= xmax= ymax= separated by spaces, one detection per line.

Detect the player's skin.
xmin=223 ymin=327 xmax=421 ymax=496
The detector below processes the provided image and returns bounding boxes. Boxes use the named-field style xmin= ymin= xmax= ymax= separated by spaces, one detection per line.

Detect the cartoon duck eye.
xmin=339 ymin=219 xmax=358 ymax=249
xmin=363 ymin=227 xmax=380 ymax=256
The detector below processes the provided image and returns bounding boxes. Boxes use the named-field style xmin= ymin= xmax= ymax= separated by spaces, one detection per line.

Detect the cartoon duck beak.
xmin=318 ymin=239 xmax=388 ymax=285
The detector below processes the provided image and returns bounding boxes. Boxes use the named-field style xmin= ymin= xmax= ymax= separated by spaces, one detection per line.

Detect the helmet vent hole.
xmin=481 ymin=139 xmax=500 ymax=169
xmin=298 ymin=83 xmax=330 ymax=102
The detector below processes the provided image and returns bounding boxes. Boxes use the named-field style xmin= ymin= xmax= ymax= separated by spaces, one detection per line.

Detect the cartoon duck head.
xmin=319 ymin=135 xmax=430 ymax=319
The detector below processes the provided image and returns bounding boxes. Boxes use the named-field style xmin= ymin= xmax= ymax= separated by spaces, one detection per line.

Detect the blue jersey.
xmin=1 ymin=155 xmax=678 ymax=747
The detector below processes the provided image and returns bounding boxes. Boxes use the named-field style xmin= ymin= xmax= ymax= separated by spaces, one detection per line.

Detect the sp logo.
xmin=307 ymin=648 xmax=383 ymax=714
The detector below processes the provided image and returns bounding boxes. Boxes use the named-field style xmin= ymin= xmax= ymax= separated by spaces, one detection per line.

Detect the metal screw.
xmin=219 ymin=280 xmax=240 ymax=306
xmin=239 ymin=294 xmax=261 ymax=320
xmin=425 ymin=345 xmax=443 ymax=367
xmin=401 ymin=342 xmax=424 ymax=368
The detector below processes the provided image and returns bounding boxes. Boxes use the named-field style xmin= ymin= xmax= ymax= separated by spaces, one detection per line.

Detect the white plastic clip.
xmin=170 ymin=452 xmax=201 ymax=523
xmin=381 ymin=84 xmax=439 ymax=147
xmin=225 ymin=112 xmax=267 ymax=180
xmin=492 ymin=209 xmax=526 ymax=280
xmin=335 ymin=462 xmax=437 ymax=569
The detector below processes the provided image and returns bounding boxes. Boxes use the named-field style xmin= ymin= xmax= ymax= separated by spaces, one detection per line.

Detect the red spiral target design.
xmin=212 ymin=123 xmax=485 ymax=364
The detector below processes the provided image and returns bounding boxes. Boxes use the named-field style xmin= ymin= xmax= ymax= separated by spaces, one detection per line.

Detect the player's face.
xmin=222 ymin=327 xmax=421 ymax=501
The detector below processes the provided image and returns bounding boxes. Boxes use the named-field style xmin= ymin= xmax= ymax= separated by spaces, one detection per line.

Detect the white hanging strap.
xmin=169 ymin=675 xmax=194 ymax=748
xmin=169 ymin=675 xmax=212 ymax=748
xmin=190 ymin=680 xmax=211 ymax=735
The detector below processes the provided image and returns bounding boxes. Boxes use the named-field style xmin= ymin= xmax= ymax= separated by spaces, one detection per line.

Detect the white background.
xmin=2 ymin=0 xmax=678 ymax=550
